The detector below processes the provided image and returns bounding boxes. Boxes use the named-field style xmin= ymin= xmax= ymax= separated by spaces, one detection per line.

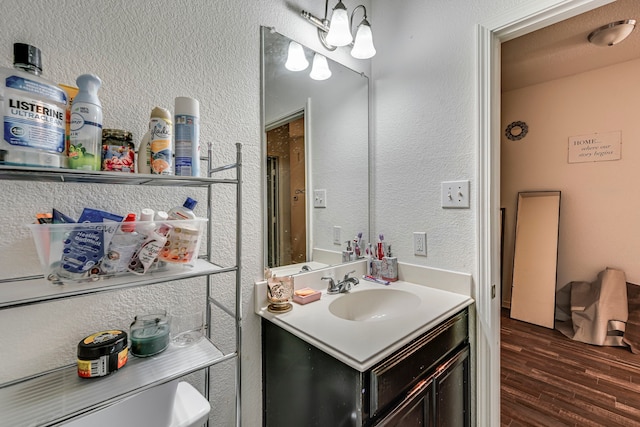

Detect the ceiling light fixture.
xmin=301 ymin=0 xmax=376 ymax=59
xmin=588 ymin=19 xmax=636 ymax=47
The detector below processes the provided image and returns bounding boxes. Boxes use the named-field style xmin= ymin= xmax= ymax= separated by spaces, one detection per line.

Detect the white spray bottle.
xmin=68 ymin=74 xmax=102 ymax=170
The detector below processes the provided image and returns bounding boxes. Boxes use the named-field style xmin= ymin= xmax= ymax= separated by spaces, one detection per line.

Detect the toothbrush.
xmin=365 ymin=243 xmax=374 ymax=275
xmin=377 ymin=233 xmax=385 ymax=260
xmin=363 ymin=275 xmax=391 ymax=285
xmin=354 ymin=232 xmax=362 ymax=258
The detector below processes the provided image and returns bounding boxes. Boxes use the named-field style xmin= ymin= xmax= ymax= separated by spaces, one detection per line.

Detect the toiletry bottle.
xmin=137 ymin=208 xmax=156 ymax=240
xmin=382 ymin=245 xmax=398 ymax=282
xmin=353 ymin=232 xmax=362 ymax=258
xmin=365 ymin=243 xmax=373 ymax=276
xmin=174 ymin=96 xmax=200 ymax=177
xmin=168 ymin=197 xmax=197 ymax=220
xmin=68 ymin=74 xmax=102 ymax=170
xmin=148 ymin=106 xmax=173 ymax=175
xmin=154 ymin=211 xmax=168 ymax=221
xmin=136 ymin=130 xmax=151 ymax=174
xmin=0 ymin=43 xmax=68 ymax=167
xmin=101 ymin=213 xmax=143 ymax=274
xmin=128 ymin=224 xmax=172 ymax=275
xmin=139 ymin=208 xmax=154 ymax=222
xmin=342 ymin=240 xmax=354 ymax=262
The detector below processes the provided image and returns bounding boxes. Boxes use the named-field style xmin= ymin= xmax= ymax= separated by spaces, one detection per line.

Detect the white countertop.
xmin=256 ymin=261 xmax=474 ymax=372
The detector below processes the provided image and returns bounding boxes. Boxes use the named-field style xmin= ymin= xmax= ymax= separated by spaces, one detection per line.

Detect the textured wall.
xmin=0 ymin=1 xmax=370 ymax=425
xmin=501 ymin=58 xmax=640 ymax=305
xmin=372 ymin=0 xmax=495 ymax=276
xmin=0 ymin=0 xmax=583 ymax=424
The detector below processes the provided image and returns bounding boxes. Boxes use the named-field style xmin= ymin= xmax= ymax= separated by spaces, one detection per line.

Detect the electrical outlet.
xmin=441 ymin=180 xmax=470 ymax=208
xmin=314 ymin=189 xmax=327 ymax=208
xmin=413 ymin=232 xmax=427 ymax=256
xmin=333 ymin=226 xmax=342 ymax=245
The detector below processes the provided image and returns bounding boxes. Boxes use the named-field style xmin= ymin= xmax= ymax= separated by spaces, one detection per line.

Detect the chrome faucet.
xmin=322 ymin=270 xmax=359 ymax=294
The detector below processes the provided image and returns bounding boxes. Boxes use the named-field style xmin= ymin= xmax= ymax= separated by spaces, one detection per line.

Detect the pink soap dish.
xmin=293 ymin=288 xmax=321 ymax=305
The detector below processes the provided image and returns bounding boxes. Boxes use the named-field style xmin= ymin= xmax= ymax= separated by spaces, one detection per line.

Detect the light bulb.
xmin=285 ymin=41 xmax=309 ymax=71
xmin=351 ymin=20 xmax=376 ymax=59
xmin=310 ymin=53 xmax=331 ymax=81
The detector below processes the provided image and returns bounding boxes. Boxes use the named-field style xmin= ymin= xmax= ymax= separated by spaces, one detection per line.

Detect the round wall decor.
xmin=505 ymin=121 xmax=528 ymax=141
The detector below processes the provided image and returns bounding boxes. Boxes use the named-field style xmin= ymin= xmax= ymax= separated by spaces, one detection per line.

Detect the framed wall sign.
xmin=568 ymin=131 xmax=621 ymax=163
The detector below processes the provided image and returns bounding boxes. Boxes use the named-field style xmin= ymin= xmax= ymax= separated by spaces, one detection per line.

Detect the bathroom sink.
xmin=328 ymin=289 xmax=420 ymax=322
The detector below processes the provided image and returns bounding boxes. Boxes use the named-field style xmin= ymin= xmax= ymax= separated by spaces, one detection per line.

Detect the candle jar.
xmin=267 ymin=276 xmax=294 ymax=313
xmin=129 ymin=311 xmax=171 ymax=357
xmin=102 ymin=128 xmax=135 ymax=172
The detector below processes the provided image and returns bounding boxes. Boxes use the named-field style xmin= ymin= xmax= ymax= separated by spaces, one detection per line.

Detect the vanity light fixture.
xmin=285 ymin=41 xmax=309 ymax=71
xmin=588 ymin=19 xmax=636 ymax=47
xmin=325 ymin=1 xmax=352 ymax=47
xmin=301 ymin=0 xmax=376 ymax=59
xmin=309 ymin=53 xmax=332 ymax=80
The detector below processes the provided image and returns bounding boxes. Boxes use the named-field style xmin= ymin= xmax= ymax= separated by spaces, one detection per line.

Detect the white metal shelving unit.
xmin=0 ymin=143 xmax=242 ymax=427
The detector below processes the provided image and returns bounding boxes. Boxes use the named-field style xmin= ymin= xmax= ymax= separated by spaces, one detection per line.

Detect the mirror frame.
xmin=260 ymin=26 xmax=372 ymax=276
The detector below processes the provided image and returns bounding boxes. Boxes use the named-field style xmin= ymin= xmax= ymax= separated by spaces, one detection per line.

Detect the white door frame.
xmin=476 ymin=0 xmax=613 ymax=425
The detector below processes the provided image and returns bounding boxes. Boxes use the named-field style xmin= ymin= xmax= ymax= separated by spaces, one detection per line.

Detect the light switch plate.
xmin=441 ymin=180 xmax=470 ymax=208
xmin=314 ymin=189 xmax=327 ymax=208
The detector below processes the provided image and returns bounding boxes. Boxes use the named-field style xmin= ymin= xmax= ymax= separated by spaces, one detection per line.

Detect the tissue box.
xmin=293 ymin=287 xmax=321 ymax=305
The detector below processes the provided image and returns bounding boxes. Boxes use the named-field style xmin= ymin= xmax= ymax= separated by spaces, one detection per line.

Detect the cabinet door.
xmin=435 ymin=345 xmax=470 ymax=427
xmin=374 ymin=376 xmax=434 ymax=427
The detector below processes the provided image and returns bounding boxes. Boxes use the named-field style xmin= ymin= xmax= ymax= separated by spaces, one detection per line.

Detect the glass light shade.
xmin=309 ymin=53 xmax=332 ymax=80
xmin=285 ymin=41 xmax=309 ymax=71
xmin=351 ymin=21 xmax=376 ymax=59
xmin=325 ymin=2 xmax=353 ymax=47
xmin=588 ymin=20 xmax=636 ymax=47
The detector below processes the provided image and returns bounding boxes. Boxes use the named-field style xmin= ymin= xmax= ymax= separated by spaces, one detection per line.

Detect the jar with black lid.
xmin=102 ymin=128 xmax=135 ymax=172
xmin=77 ymin=330 xmax=128 ymax=378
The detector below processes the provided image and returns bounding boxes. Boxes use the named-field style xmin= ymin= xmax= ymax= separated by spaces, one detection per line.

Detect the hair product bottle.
xmin=174 ymin=96 xmax=200 ymax=177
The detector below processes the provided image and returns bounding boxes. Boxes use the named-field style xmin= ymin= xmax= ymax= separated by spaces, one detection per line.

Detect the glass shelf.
xmin=0 ymin=165 xmax=238 ymax=186
xmin=0 ymin=259 xmax=234 ymax=309
xmin=0 ymin=338 xmax=231 ymax=427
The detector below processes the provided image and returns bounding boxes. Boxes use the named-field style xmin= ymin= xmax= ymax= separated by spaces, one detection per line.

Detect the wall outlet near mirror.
xmin=333 ymin=226 xmax=342 ymax=245
xmin=413 ymin=232 xmax=427 ymax=256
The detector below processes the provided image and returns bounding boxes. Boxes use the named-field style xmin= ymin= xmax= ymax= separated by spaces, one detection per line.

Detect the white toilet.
xmin=63 ymin=380 xmax=211 ymax=427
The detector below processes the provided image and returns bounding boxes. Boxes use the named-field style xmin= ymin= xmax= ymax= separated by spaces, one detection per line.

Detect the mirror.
xmin=261 ymin=27 xmax=370 ymax=274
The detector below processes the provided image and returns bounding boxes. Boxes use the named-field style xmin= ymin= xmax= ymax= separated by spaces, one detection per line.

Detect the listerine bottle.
xmin=0 ymin=43 xmax=68 ymax=167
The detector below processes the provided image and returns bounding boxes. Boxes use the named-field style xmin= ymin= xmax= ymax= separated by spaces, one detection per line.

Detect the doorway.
xmin=477 ymin=1 xmax=615 ymax=425
xmin=266 ymin=114 xmax=307 ymax=268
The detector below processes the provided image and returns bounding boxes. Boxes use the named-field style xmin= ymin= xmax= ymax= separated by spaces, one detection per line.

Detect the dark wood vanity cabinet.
xmin=262 ymin=308 xmax=470 ymax=427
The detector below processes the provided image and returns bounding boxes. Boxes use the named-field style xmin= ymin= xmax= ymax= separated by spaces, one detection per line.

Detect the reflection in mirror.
xmin=261 ymin=27 xmax=369 ymax=274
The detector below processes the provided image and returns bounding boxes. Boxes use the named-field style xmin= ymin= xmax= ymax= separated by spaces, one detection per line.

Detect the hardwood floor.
xmin=501 ymin=308 xmax=640 ymax=426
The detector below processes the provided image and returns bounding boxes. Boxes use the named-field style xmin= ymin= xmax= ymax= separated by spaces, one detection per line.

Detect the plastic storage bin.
xmin=27 ymin=218 xmax=206 ymax=283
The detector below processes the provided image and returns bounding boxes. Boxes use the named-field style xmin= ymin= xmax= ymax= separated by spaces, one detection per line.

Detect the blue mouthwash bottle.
xmin=0 ymin=43 xmax=68 ymax=167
